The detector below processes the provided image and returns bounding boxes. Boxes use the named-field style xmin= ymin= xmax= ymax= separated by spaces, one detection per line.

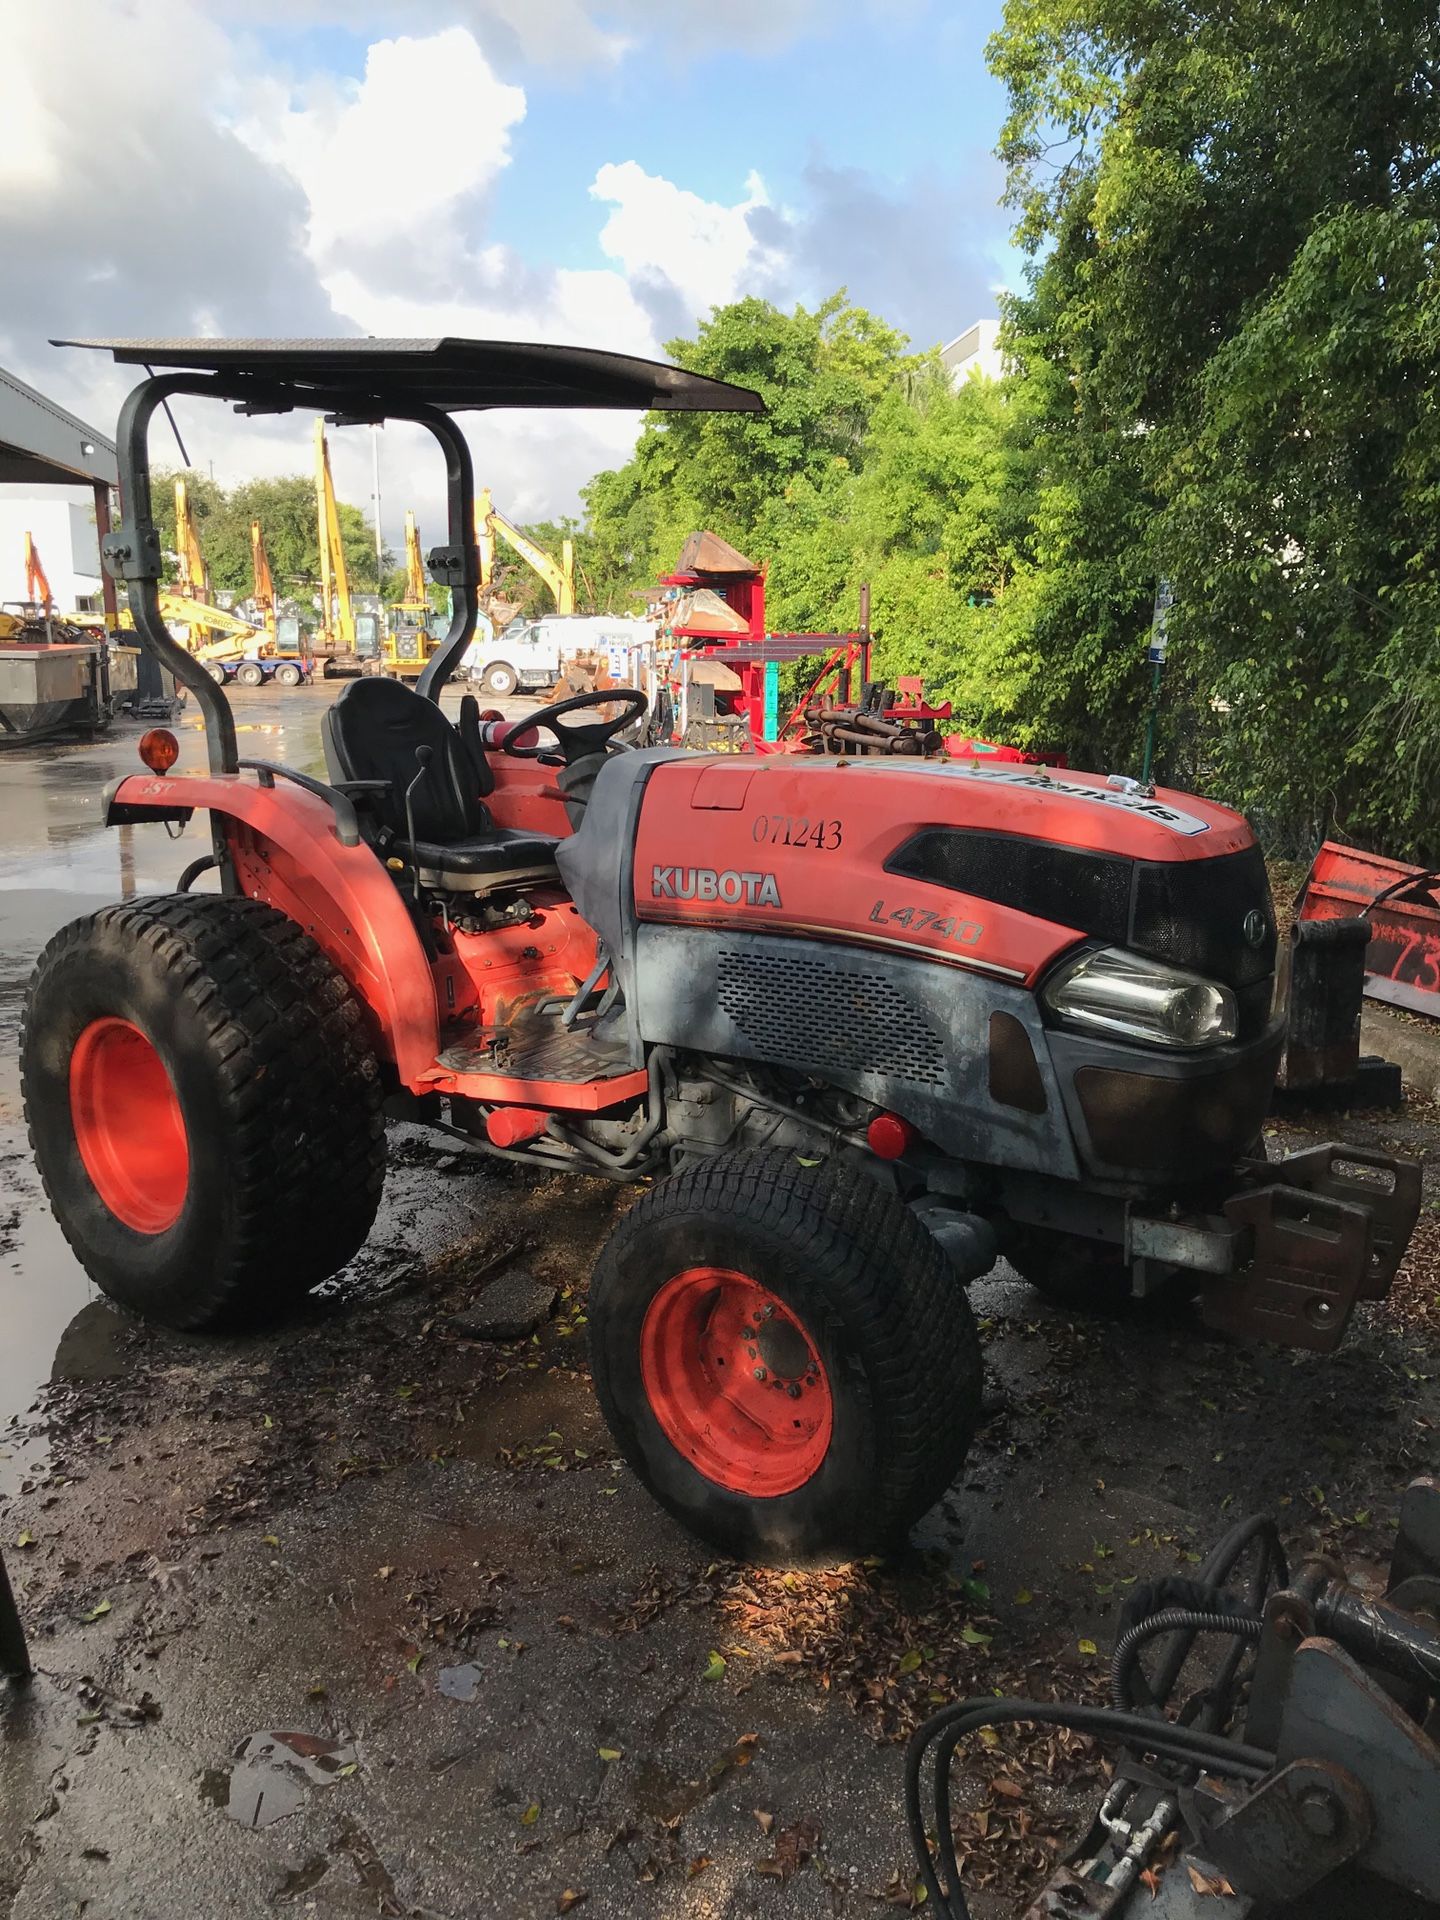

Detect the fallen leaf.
xmin=1078 ymin=1638 xmax=1099 ymax=1656
xmin=262 ymin=1535 xmax=280 ymax=1549
xmin=556 ymin=1892 xmax=588 ymax=1914
xmin=597 ymin=1747 xmax=622 ymax=1762
xmin=1141 ymin=1867 xmax=1163 ymax=1897
xmin=15 ymin=1530 xmax=34 ymax=1549
xmin=521 ymin=1803 xmax=541 ymax=1828
xmin=1187 ymin=1865 xmax=1236 ymax=1897
xmin=756 ymin=1813 xmax=821 ymax=1883
xmin=898 ymin=1649 xmax=922 ymax=1675
xmin=82 ymin=1600 xmax=112 ymax=1623
xmin=376 ymin=1566 xmax=395 ymax=1581
xmin=688 ymin=1855 xmax=713 ymax=1877
xmin=405 ymin=1652 xmax=423 ymax=1674
xmin=753 ymin=1809 xmax=775 ymax=1836
xmin=702 ymin=1649 xmax=727 ymax=1682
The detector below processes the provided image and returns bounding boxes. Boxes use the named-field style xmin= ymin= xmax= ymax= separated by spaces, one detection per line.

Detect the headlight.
xmin=1043 ymin=946 xmax=1238 ymax=1049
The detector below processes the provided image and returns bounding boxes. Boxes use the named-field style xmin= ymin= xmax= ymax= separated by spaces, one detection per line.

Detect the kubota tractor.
xmin=21 ymin=339 xmax=1421 ymax=1563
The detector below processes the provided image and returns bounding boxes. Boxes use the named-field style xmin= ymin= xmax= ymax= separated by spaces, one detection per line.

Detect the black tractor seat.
xmin=322 ymin=677 xmax=558 ymax=892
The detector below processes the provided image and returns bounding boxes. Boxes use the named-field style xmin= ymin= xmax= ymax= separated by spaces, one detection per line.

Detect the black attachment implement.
xmin=908 ymin=1480 xmax=1440 ymax=1917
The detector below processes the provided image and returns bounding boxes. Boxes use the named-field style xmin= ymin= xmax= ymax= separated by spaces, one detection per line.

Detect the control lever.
xmin=403 ymin=744 xmax=434 ymax=903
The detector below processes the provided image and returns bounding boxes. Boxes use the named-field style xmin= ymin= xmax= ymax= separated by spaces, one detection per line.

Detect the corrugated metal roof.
xmin=0 ymin=364 xmax=117 ymax=488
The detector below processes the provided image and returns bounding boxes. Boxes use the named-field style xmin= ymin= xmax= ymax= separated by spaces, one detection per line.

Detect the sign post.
xmin=1141 ymin=578 xmax=1173 ymax=786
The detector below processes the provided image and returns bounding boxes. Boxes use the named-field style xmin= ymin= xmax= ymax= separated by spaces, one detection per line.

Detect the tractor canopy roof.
xmin=52 ymin=337 xmax=764 ymax=417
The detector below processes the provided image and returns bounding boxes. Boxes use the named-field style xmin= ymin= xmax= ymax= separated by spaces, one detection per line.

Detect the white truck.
xmin=462 ymin=614 xmax=653 ymax=697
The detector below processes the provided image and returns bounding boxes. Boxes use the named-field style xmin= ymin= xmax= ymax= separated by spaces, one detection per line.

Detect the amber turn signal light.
xmin=138 ymin=728 xmax=179 ymax=773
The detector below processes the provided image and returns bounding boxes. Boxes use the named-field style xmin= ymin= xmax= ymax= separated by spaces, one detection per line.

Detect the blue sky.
xmin=5 ymin=0 xmax=1023 ymax=521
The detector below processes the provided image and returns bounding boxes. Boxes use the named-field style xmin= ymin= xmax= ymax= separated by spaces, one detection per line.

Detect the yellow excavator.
xmin=380 ymin=509 xmax=437 ymax=680
xmin=476 ymin=486 xmax=575 ymax=624
xmin=313 ymin=418 xmax=380 ymax=676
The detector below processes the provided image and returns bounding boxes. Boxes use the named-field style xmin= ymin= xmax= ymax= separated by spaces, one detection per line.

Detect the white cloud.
xmin=591 ymin=162 xmax=780 ymax=323
xmin=237 ymin=29 xmax=526 ymax=263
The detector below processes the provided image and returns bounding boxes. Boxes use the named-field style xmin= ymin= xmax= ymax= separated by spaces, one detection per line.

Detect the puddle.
xmin=203 ymin=1728 xmax=360 ymax=1828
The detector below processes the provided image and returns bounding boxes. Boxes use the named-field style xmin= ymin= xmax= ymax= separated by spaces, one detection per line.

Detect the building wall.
xmin=0 ymin=487 xmax=104 ymax=611
xmin=941 ymin=318 xmax=1005 ymax=385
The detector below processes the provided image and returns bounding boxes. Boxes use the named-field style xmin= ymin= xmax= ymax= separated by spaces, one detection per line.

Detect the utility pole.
xmin=371 ymin=425 xmax=384 ymax=592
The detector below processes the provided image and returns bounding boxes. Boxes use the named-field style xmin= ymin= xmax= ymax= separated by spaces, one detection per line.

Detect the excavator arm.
xmin=23 ymin=533 xmax=52 ymax=610
xmin=250 ymin=521 xmax=277 ymax=643
xmin=477 ymin=487 xmax=575 ymax=615
xmin=314 ymin=418 xmax=355 ymax=650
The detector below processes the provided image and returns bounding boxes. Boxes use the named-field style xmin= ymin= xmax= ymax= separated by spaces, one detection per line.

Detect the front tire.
xmin=588 ymin=1150 xmax=983 ymax=1562
xmin=482 ymin=661 xmax=518 ymax=697
xmin=21 ymin=896 xmax=386 ymax=1329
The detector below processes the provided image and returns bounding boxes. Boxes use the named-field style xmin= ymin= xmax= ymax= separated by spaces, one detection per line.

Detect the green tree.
xmin=985 ymin=0 xmax=1440 ymax=851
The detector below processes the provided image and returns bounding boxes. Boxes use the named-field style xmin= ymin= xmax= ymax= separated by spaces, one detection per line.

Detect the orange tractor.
xmin=20 ymin=338 xmax=1419 ymax=1563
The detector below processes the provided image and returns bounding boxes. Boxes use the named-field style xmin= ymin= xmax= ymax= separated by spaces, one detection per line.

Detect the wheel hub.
xmin=640 ymin=1268 xmax=832 ymax=1496
xmin=69 ymin=1017 xmax=189 ymax=1234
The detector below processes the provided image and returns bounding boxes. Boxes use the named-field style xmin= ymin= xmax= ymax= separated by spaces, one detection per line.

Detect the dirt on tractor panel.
xmin=2 ymin=1093 xmax=1438 ymax=1920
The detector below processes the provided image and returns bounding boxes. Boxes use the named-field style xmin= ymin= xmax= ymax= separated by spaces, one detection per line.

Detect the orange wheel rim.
xmin=639 ymin=1268 xmax=832 ymax=1496
xmin=69 ymin=1017 xmax=189 ymax=1234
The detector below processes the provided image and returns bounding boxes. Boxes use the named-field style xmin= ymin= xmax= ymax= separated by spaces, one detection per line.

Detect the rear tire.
xmin=482 ymin=662 xmax=518 ymax=696
xmin=21 ymin=896 xmax=386 ymax=1330
xmin=205 ymin=662 xmax=228 ymax=684
xmin=587 ymin=1149 xmax=983 ymax=1563
xmin=273 ymin=663 xmax=302 ymax=687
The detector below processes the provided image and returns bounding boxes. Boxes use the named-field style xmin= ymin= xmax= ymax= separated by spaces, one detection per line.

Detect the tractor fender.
xmin=105 ymin=772 xmax=439 ymax=1083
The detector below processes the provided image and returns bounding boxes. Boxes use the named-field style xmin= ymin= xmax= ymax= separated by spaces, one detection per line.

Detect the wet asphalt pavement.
xmin=1 ymin=691 xmax=1438 ymax=1919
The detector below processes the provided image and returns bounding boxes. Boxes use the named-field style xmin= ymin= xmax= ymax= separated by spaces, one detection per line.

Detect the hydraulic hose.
xmin=1111 ymin=1608 xmax=1263 ymax=1713
xmin=906 ymin=1699 xmax=1275 ymax=1920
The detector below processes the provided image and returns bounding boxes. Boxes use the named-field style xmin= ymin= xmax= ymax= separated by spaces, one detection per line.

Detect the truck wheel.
xmin=482 ymin=662 xmax=518 ymax=696
xmin=236 ymin=661 xmax=265 ymax=688
xmin=587 ymin=1150 xmax=983 ymax=1562
xmin=273 ymin=663 xmax=302 ymax=687
xmin=21 ymin=896 xmax=386 ymax=1330
xmin=205 ymin=662 xmax=228 ymax=684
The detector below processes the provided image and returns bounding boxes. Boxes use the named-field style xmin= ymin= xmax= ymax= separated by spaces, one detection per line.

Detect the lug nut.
xmin=753 ymin=1367 xmax=767 ymax=1382
xmin=787 ymin=1383 xmax=801 ymax=1399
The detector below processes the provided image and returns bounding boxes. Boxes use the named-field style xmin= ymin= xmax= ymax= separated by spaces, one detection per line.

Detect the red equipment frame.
xmin=1298 ymin=841 xmax=1440 ymax=1018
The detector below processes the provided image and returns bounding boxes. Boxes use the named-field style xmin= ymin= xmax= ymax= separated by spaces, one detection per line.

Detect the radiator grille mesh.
xmin=716 ymin=949 xmax=947 ymax=1085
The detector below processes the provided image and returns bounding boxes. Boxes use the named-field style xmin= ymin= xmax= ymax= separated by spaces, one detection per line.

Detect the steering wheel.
xmin=500 ymin=687 xmax=649 ymax=763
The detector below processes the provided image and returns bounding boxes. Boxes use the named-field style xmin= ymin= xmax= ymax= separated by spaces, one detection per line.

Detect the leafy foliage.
xmin=151 ymin=471 xmax=384 ymax=598
xmin=986 ymin=0 xmax=1440 ymax=853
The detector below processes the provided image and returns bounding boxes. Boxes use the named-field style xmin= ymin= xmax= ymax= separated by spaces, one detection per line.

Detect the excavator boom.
xmin=477 ymin=487 xmax=575 ymax=615
xmin=250 ymin=521 xmax=277 ymax=642
xmin=23 ymin=533 xmax=53 ymax=610
xmin=314 ymin=418 xmax=355 ymax=651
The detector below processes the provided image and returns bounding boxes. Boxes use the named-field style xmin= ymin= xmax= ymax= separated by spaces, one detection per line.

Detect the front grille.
xmin=1131 ymin=846 xmax=1275 ymax=989
xmin=716 ymin=949 xmax=947 ymax=1085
